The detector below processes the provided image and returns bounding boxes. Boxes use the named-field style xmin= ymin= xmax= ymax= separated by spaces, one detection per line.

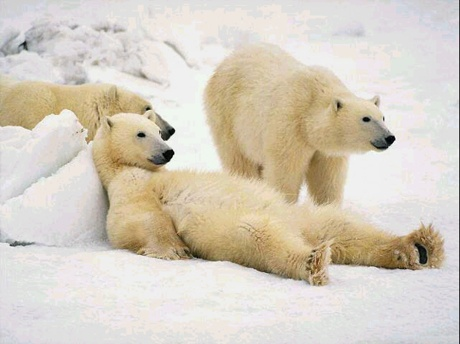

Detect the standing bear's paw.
xmin=306 ymin=241 xmax=332 ymax=286
xmin=393 ymin=224 xmax=445 ymax=269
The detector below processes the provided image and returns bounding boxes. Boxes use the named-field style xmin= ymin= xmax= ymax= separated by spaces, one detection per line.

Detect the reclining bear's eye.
xmin=362 ymin=117 xmax=371 ymax=122
xmin=144 ymin=105 xmax=152 ymax=112
xmin=383 ymin=116 xmax=385 ymax=121
xmin=137 ymin=132 xmax=146 ymax=138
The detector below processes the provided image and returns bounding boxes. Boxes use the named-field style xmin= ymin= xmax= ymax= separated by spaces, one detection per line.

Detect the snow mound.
xmin=0 ymin=18 xmax=200 ymax=86
xmin=0 ymin=50 xmax=62 ymax=83
xmin=0 ymin=111 xmax=108 ymax=247
xmin=0 ymin=110 xmax=87 ymax=203
xmin=0 ymin=26 xmax=26 ymax=56
xmin=333 ymin=21 xmax=366 ymax=37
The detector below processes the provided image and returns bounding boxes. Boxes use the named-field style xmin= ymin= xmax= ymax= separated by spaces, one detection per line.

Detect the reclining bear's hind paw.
xmin=402 ymin=223 xmax=445 ymax=269
xmin=394 ymin=224 xmax=444 ymax=270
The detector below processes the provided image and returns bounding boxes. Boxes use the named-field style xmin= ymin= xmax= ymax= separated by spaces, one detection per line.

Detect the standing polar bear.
xmin=92 ymin=112 xmax=444 ymax=286
xmin=0 ymin=75 xmax=175 ymax=141
xmin=204 ymin=43 xmax=396 ymax=205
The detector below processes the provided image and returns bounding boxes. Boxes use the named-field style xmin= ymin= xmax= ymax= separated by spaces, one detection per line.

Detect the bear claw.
xmin=306 ymin=241 xmax=332 ymax=286
xmin=137 ymin=245 xmax=192 ymax=260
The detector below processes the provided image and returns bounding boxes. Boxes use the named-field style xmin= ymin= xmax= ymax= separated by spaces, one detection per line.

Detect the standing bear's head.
xmin=96 ymin=111 xmax=175 ymax=172
xmin=99 ymin=85 xmax=176 ymax=141
xmin=308 ymin=95 xmax=396 ymax=155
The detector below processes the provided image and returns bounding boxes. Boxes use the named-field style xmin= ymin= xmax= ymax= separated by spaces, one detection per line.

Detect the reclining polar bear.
xmin=92 ymin=112 xmax=444 ymax=286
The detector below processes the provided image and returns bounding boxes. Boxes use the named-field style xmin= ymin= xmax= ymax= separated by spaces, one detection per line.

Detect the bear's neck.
xmin=92 ymin=140 xmax=130 ymax=189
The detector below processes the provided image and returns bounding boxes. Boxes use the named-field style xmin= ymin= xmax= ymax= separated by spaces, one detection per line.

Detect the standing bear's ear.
xmin=106 ymin=86 xmax=119 ymax=101
xmin=333 ymin=99 xmax=344 ymax=112
xmin=143 ymin=109 xmax=157 ymax=122
xmin=370 ymin=95 xmax=380 ymax=107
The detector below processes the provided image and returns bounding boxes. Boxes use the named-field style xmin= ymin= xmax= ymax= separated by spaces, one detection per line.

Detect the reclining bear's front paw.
xmin=137 ymin=242 xmax=192 ymax=260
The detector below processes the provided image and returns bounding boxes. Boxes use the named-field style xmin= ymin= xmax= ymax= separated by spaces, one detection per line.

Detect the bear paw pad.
xmin=398 ymin=223 xmax=445 ymax=269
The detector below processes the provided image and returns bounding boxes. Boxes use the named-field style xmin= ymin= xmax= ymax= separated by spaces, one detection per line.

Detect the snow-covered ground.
xmin=0 ymin=1 xmax=458 ymax=343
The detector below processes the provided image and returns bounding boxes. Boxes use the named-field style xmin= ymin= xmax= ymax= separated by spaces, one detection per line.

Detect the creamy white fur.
xmin=92 ymin=113 xmax=444 ymax=286
xmin=204 ymin=43 xmax=395 ymax=204
xmin=0 ymin=76 xmax=174 ymax=141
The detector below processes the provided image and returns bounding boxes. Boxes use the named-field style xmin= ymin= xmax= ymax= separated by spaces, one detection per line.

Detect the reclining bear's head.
xmin=99 ymin=111 xmax=174 ymax=171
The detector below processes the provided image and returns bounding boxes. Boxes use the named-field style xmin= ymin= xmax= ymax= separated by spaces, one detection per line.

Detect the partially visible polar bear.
xmin=0 ymin=75 xmax=175 ymax=141
xmin=92 ymin=112 xmax=444 ymax=286
xmin=204 ymin=43 xmax=396 ymax=205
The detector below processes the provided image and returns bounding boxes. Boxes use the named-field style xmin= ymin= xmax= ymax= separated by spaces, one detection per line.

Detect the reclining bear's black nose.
xmin=385 ymin=135 xmax=396 ymax=146
xmin=163 ymin=149 xmax=174 ymax=162
xmin=168 ymin=128 xmax=175 ymax=136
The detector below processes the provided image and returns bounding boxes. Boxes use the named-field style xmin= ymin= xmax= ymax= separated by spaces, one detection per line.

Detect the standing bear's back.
xmin=204 ymin=43 xmax=395 ymax=205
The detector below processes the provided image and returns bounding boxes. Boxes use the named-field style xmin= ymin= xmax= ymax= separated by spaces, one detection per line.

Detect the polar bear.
xmin=92 ymin=112 xmax=444 ymax=286
xmin=204 ymin=43 xmax=396 ymax=205
xmin=0 ymin=75 xmax=175 ymax=141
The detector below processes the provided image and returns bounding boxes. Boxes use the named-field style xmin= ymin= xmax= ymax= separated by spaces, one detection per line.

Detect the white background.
xmin=0 ymin=1 xmax=458 ymax=343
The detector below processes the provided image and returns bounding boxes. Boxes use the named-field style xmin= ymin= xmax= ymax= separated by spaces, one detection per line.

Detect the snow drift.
xmin=0 ymin=111 xmax=108 ymax=246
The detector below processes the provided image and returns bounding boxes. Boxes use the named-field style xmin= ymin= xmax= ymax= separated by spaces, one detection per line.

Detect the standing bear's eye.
xmin=137 ymin=132 xmax=146 ymax=138
xmin=362 ymin=117 xmax=371 ymax=122
xmin=144 ymin=105 xmax=152 ymax=112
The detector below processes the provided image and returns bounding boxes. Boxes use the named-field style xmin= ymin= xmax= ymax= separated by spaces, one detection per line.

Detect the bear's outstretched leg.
xmin=175 ymin=209 xmax=331 ymax=285
xmin=305 ymin=152 xmax=348 ymax=206
xmin=302 ymin=206 xmax=445 ymax=269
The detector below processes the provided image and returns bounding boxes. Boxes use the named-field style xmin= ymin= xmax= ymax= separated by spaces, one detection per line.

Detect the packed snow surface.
xmin=0 ymin=1 xmax=458 ymax=343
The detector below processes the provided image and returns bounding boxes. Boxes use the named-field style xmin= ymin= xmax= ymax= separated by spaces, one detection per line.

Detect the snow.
xmin=0 ymin=110 xmax=87 ymax=202
xmin=0 ymin=1 xmax=458 ymax=343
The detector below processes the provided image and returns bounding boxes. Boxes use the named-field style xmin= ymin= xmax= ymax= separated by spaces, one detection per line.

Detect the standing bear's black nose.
xmin=162 ymin=149 xmax=175 ymax=162
xmin=385 ymin=135 xmax=396 ymax=146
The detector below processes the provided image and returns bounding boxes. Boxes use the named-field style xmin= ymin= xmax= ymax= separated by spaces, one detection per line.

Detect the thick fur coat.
xmin=92 ymin=113 xmax=444 ymax=286
xmin=0 ymin=76 xmax=175 ymax=141
xmin=204 ymin=43 xmax=396 ymax=204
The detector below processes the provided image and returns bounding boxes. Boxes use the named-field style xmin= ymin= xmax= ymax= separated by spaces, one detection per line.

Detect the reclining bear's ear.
xmin=370 ymin=95 xmax=380 ymax=107
xmin=101 ymin=116 xmax=114 ymax=132
xmin=333 ymin=99 xmax=344 ymax=112
xmin=143 ymin=109 xmax=157 ymax=121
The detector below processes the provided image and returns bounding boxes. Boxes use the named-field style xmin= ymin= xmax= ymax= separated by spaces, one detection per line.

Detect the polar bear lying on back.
xmin=0 ymin=75 xmax=175 ymax=141
xmin=205 ymin=43 xmax=396 ymax=205
xmin=92 ymin=112 xmax=444 ymax=286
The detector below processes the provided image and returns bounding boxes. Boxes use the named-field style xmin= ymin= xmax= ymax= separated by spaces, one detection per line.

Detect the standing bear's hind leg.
xmin=305 ymin=152 xmax=348 ymax=206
